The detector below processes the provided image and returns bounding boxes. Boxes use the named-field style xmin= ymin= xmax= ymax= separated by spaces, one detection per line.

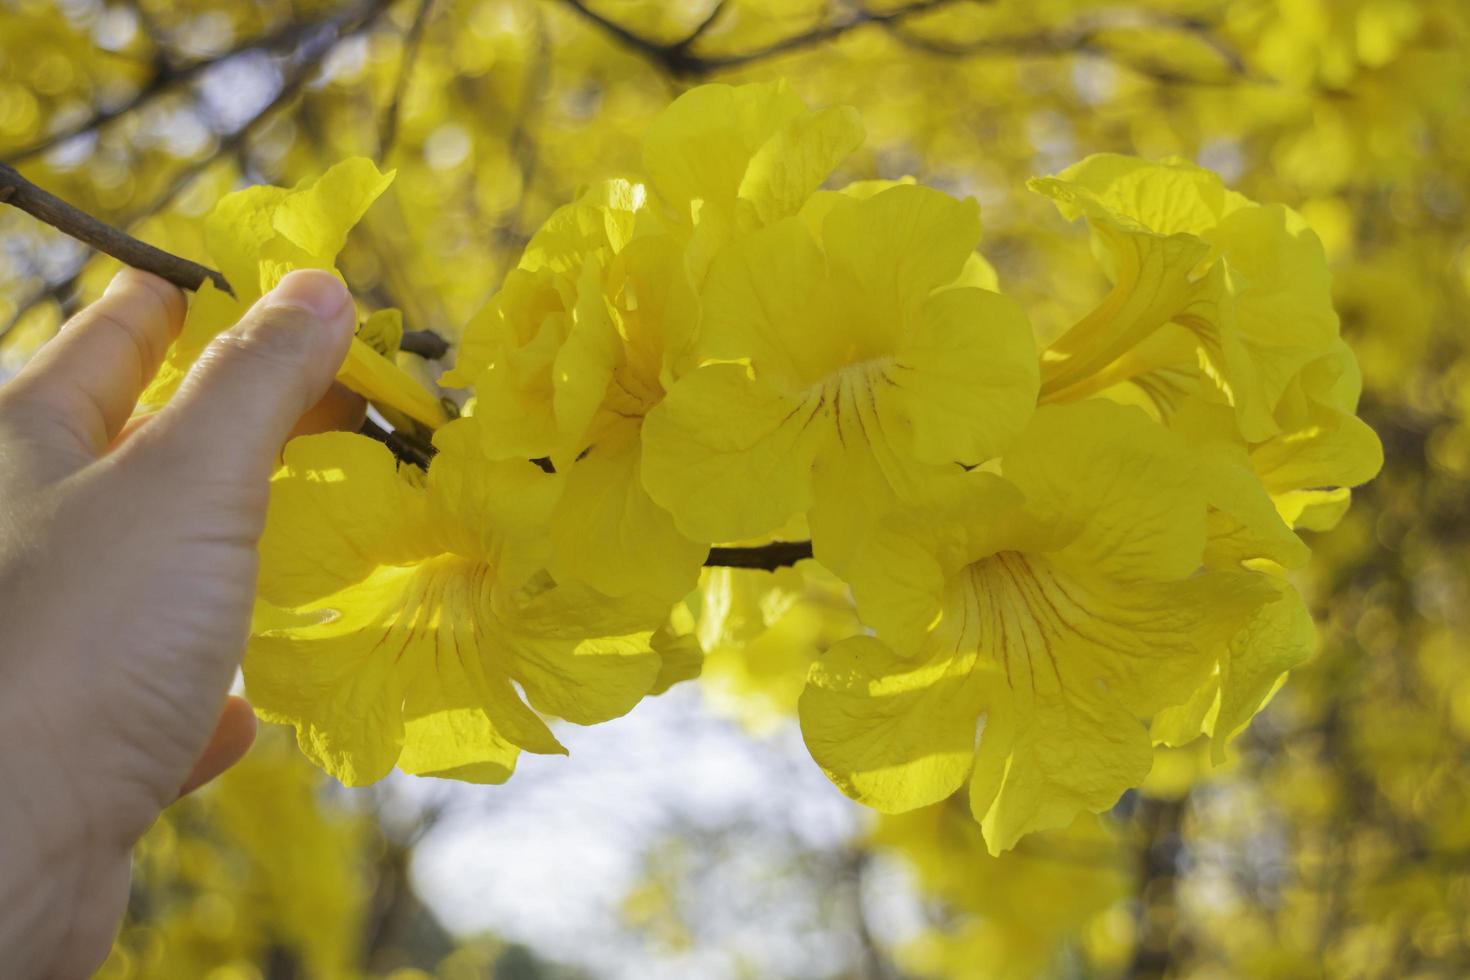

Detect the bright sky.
xmin=406 ymin=683 xmax=926 ymax=978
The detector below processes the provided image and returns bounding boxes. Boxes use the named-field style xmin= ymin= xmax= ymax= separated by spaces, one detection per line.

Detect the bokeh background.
xmin=3 ymin=0 xmax=1469 ymax=976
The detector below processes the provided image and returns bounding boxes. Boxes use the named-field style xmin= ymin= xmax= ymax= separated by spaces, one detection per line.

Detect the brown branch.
xmin=349 ymin=423 xmax=814 ymax=569
xmin=359 ymin=416 xmax=434 ymax=469
xmin=285 ymin=412 xmax=813 ymax=567
xmin=562 ymin=0 xmax=1251 ymax=86
xmin=699 ymin=0 xmax=958 ymax=72
xmin=0 ymin=161 xmax=233 ymax=295
xmin=0 ymin=166 xmax=453 ymax=357
xmin=561 ymin=0 xmax=959 ymax=77
xmin=843 ymin=849 xmax=897 ymax=980
xmin=706 ymin=540 xmax=812 ymax=569
xmin=399 ymin=329 xmax=450 ymax=359
xmin=2 ymin=6 xmax=372 ymax=165
xmin=0 ymin=0 xmax=399 ymax=341
xmin=888 ymin=10 xmax=1254 ymax=86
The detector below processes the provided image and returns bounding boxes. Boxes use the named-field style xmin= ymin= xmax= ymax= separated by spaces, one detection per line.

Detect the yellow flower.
xmin=798 ymin=401 xmax=1282 ymax=853
xmin=1251 ymin=340 xmax=1383 ymax=529
xmin=244 ymin=419 xmax=666 ymax=786
xmin=1031 ymin=155 xmax=1328 ymax=433
xmin=641 ymin=182 xmax=1038 ymax=579
xmin=1152 ymin=575 xmax=1317 ymax=759
xmin=444 ymin=180 xmax=707 ymax=600
xmin=139 ymin=158 xmax=446 ymax=430
xmin=641 ymin=79 xmax=864 ymax=271
xmin=1031 ymin=153 xmax=1381 ymax=528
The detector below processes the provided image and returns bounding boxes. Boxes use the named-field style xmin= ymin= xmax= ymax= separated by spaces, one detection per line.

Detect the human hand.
xmin=0 ymin=268 xmax=360 ymax=978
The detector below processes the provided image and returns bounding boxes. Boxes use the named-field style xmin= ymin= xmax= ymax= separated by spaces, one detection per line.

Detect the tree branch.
xmin=303 ymin=413 xmax=813 ymax=569
xmin=399 ymin=329 xmax=450 ymax=359
xmin=2 ymin=5 xmax=376 ymax=165
xmin=561 ymin=0 xmax=1249 ymax=85
xmin=0 ymin=161 xmax=234 ymax=295
xmin=888 ymin=12 xmax=1252 ymax=86
xmin=1 ymin=0 xmax=446 ymax=366
xmin=0 ymin=169 xmax=455 ymax=356
xmin=2 ymin=0 xmax=393 ymax=338
xmin=561 ymin=0 xmax=959 ymax=77
xmin=360 ymin=416 xmax=435 ymax=468
xmin=705 ymin=540 xmax=813 ymax=569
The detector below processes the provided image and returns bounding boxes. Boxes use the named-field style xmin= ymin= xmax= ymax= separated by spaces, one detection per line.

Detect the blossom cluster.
xmin=149 ymin=81 xmax=1379 ymax=853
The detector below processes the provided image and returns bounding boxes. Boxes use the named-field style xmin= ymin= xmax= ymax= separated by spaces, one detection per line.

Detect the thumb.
xmin=140 ymin=269 xmax=356 ymax=488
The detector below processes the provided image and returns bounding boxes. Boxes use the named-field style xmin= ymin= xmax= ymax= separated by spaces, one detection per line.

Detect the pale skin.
xmin=0 ymin=268 xmax=362 ymax=978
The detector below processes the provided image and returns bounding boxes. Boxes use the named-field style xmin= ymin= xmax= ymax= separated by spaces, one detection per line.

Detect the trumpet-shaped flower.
xmin=1030 ymin=155 xmax=1381 ymax=528
xmin=1251 ymin=340 xmax=1383 ymax=528
xmin=641 ymin=79 xmax=864 ymax=271
xmin=140 ymin=158 xmax=447 ymax=429
xmin=444 ymin=180 xmax=708 ymax=600
xmin=641 ymin=182 xmax=1038 ymax=577
xmin=798 ymin=401 xmax=1283 ymax=853
xmin=171 ymin=85 xmax=1379 ymax=856
xmin=1151 ymin=575 xmax=1317 ymax=758
xmin=1031 ymin=155 xmax=1332 ymax=433
xmin=244 ymin=420 xmax=667 ymax=786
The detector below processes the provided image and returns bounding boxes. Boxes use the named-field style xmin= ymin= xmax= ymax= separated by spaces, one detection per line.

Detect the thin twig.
xmin=359 ymin=416 xmax=434 ymax=468
xmin=2 ymin=6 xmax=372 ymax=165
xmin=0 ymin=161 xmax=233 ymax=294
xmin=399 ymin=329 xmax=449 ymax=359
xmin=1 ymin=0 xmax=395 ymax=340
xmin=706 ymin=541 xmax=813 ymax=570
xmin=561 ymin=0 xmax=1250 ymax=86
xmin=1 ymin=162 xmax=452 ymax=356
xmin=561 ymin=0 xmax=958 ymax=77
xmin=886 ymin=7 xmax=1255 ymax=85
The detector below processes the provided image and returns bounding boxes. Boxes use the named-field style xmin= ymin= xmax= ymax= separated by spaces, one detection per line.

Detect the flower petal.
xmin=799 ymin=634 xmax=984 ymax=812
xmin=397 ymin=709 xmax=521 ymax=784
xmin=247 ymin=557 xmax=567 ymax=786
xmin=427 ymin=417 xmax=564 ymax=583
xmin=508 ymin=630 xmax=661 ymax=726
xmin=641 ymin=362 xmax=826 ymax=542
xmin=270 ymin=157 xmax=396 ymax=267
xmin=738 ymin=103 xmax=864 ymax=224
xmin=337 ymin=337 xmax=449 ymax=430
xmin=698 ymin=216 xmax=827 ymax=383
xmin=1002 ymin=402 xmax=1209 ymax=583
xmin=961 ymin=555 xmax=1268 ymax=851
xmin=642 ymin=80 xmax=806 ymax=219
xmin=550 ymin=419 xmax=707 ymax=600
xmin=880 ymin=285 xmax=1038 ymax=466
xmin=258 ymin=433 xmax=432 ymax=608
xmin=822 ymin=183 xmax=983 ymax=316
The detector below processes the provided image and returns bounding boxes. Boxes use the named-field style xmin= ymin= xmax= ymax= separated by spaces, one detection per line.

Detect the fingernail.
xmin=266 ymin=269 xmax=353 ymax=329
